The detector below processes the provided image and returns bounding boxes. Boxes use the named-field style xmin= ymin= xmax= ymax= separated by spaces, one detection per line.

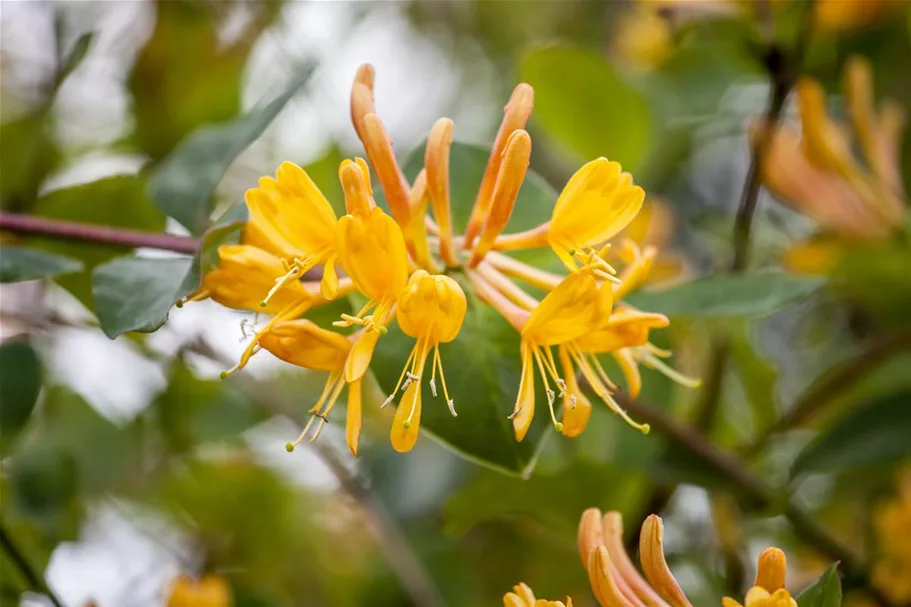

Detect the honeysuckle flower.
xmin=871 ymin=470 xmax=911 ymax=603
xmin=504 ymin=582 xmax=572 ymax=607
xmin=166 ymin=574 xmax=232 ymax=607
xmin=612 ymin=200 xmax=688 ymax=287
xmin=384 ymin=270 xmax=467 ymax=452
xmin=574 ymin=508 xmax=797 ymax=607
xmin=760 ymin=55 xmax=907 ymax=273
xmin=244 ymin=160 xmax=342 ymax=301
xmin=813 ymin=0 xmax=908 ymax=32
xmin=333 ymin=161 xmax=410 ymax=383
xmin=257 ymin=319 xmax=363 ymax=457
xmin=511 ymin=271 xmax=613 ymax=441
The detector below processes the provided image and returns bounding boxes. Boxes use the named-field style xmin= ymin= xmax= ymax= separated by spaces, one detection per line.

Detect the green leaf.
xmin=0 ymin=246 xmax=83 ymax=283
xmin=625 ymin=273 xmax=825 ymax=318
xmin=57 ymin=32 xmax=94 ymax=82
xmin=30 ymin=174 xmax=166 ymax=305
xmin=92 ymin=256 xmax=193 ymax=338
xmin=792 ymin=390 xmax=911 ymax=476
xmin=0 ymin=113 xmax=61 ymax=210
xmin=798 ymin=564 xmax=842 ymax=607
xmin=0 ymin=339 xmax=43 ymax=454
xmin=520 ymin=45 xmax=651 ymax=172
xmin=90 ymin=203 xmax=245 ymax=339
xmin=359 ymin=142 xmax=561 ymax=475
xmin=148 ymin=66 xmax=314 ymax=234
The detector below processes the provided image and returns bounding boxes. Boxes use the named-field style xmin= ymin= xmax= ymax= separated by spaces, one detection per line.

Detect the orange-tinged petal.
xmin=782 ymin=237 xmax=847 ymax=275
xmin=465 ymin=83 xmax=535 ymax=247
xmin=244 ymin=162 xmax=337 ymax=261
xmin=588 ymin=547 xmax=637 ymax=607
xmin=345 ymin=329 xmax=380 ymax=382
xmin=578 ymin=507 xmax=605 ymax=565
xmin=796 ymin=78 xmax=855 ymax=175
xmin=721 ymin=600 xmax=745 ymax=607
xmin=754 ymin=548 xmax=787 ymax=592
xmin=560 ymin=346 xmax=592 ymax=437
xmin=640 ymin=515 xmax=694 ymax=607
xmin=340 ymin=159 xmax=373 ymax=216
xmin=166 ymin=575 xmax=232 ymax=607
xmin=321 ymin=256 xmax=339 ymax=300
xmin=391 ymin=380 xmax=422 ymax=452
xmin=346 ymin=378 xmax=363 ymax=457
xmin=362 ymin=113 xmax=412 ymax=231
xmin=548 ymin=158 xmax=645 ymax=269
xmin=350 ymin=64 xmax=376 ymax=143
xmin=258 ymin=320 xmax=350 ymax=372
xmin=603 ymin=513 xmax=672 ymax=607
xmin=504 ymin=594 xmax=527 ymax=607
xmin=426 ymin=118 xmax=458 ymax=267
xmin=513 ymin=342 xmax=536 ymax=442
xmin=470 ymin=130 xmax=532 ymax=268
xmin=612 ymin=349 xmax=642 ymax=399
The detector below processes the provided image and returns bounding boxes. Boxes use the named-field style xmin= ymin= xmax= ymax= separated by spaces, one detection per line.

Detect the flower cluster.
xmin=508 ymin=507 xmax=798 ymax=607
xmin=190 ymin=64 xmax=697 ymax=456
xmin=760 ymin=55 xmax=907 ymax=273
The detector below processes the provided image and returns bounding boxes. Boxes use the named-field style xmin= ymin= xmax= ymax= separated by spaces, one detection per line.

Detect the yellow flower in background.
xmin=572 ymin=508 xmax=796 ymax=607
xmin=166 ymin=574 xmax=232 ymax=607
xmin=504 ymin=582 xmax=572 ymax=607
xmin=813 ymin=0 xmax=909 ymax=32
xmin=871 ymin=470 xmax=911 ymax=603
xmin=386 ymin=270 xmax=467 ymax=453
xmin=761 ymin=55 xmax=907 ymax=274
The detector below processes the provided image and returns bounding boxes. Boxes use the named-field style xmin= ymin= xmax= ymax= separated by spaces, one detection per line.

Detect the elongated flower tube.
xmin=244 ymin=161 xmax=341 ymax=300
xmin=504 ymin=582 xmax=572 ymax=607
xmin=425 ymin=118 xmax=458 ymax=267
xmin=385 ymin=270 xmax=467 ymax=452
xmin=464 ymin=82 xmax=535 ymax=248
xmin=335 ymin=164 xmax=410 ymax=382
xmin=512 ymin=271 xmax=612 ymax=441
xmin=258 ymin=320 xmax=363 ymax=456
xmin=468 ymin=129 xmax=532 ymax=268
xmin=721 ymin=548 xmax=796 ymax=607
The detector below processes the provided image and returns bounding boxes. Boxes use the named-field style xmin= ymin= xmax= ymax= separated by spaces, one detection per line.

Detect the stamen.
xmin=286 ymin=415 xmax=318 ymax=452
xmin=602 ymin=392 xmax=651 ymax=435
xmin=260 ymin=264 xmax=303 ymax=308
xmin=532 ymin=347 xmax=562 ymax=432
xmin=446 ymin=399 xmax=457 ymax=417
xmin=429 ymin=378 xmax=437 ymax=397
xmin=641 ymin=353 xmax=702 ymax=388
xmin=589 ymin=354 xmax=618 ymax=391
xmin=594 ymin=269 xmax=623 ymax=285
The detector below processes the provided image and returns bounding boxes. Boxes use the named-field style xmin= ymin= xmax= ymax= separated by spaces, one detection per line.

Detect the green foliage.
xmin=521 ymin=45 xmax=652 ymax=172
xmin=92 ymin=256 xmax=194 ymax=338
xmin=798 ymin=565 xmax=842 ymax=607
xmin=0 ymin=246 xmax=82 ymax=283
xmin=0 ymin=114 xmax=61 ymax=211
xmin=30 ymin=175 xmax=166 ymax=305
xmin=0 ymin=339 xmax=43 ymax=455
xmin=792 ymin=389 xmax=911 ymax=476
xmin=148 ymin=66 xmax=314 ymax=233
xmin=625 ymin=273 xmax=826 ymax=318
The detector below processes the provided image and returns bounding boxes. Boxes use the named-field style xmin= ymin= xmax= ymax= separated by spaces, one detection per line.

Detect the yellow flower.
xmin=260 ymin=319 xmax=365 ymax=457
xmin=574 ymin=508 xmax=797 ymax=607
xmin=385 ymin=270 xmax=467 ymax=452
xmin=511 ymin=271 xmax=612 ymax=441
xmin=761 ymin=55 xmax=907 ymax=273
xmin=166 ymin=574 xmax=232 ymax=607
xmin=333 ymin=161 xmax=410 ymax=383
xmin=813 ymin=0 xmax=907 ymax=32
xmin=871 ymin=470 xmax=911 ymax=603
xmin=504 ymin=582 xmax=572 ymax=607
xmin=244 ymin=161 xmax=342 ymax=300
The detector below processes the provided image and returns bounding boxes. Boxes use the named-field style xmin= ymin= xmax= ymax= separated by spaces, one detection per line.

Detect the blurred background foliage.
xmin=1 ymin=1 xmax=911 ymax=606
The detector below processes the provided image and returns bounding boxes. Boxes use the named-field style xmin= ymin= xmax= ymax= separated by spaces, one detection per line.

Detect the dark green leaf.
xmin=57 ymin=32 xmax=94 ymax=82
xmin=92 ymin=256 xmax=193 ymax=338
xmin=30 ymin=175 xmax=166 ymax=305
xmin=798 ymin=564 xmax=842 ymax=607
xmin=625 ymin=273 xmax=825 ymax=318
xmin=792 ymin=390 xmax=911 ymax=476
xmin=0 ymin=246 xmax=82 ymax=283
xmin=520 ymin=45 xmax=651 ymax=172
xmin=148 ymin=66 xmax=314 ymax=234
xmin=0 ymin=339 xmax=43 ymax=454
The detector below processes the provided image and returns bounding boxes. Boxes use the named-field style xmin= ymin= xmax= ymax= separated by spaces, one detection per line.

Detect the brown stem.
xmin=0 ymin=212 xmax=199 ymax=254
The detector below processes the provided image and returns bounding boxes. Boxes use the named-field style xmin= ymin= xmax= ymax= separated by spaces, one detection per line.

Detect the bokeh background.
xmin=2 ymin=1 xmax=911 ymax=606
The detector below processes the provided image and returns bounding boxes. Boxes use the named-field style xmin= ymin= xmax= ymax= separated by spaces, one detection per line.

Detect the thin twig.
xmin=0 ymin=212 xmax=199 ymax=255
xmin=0 ymin=520 xmax=65 ymax=607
